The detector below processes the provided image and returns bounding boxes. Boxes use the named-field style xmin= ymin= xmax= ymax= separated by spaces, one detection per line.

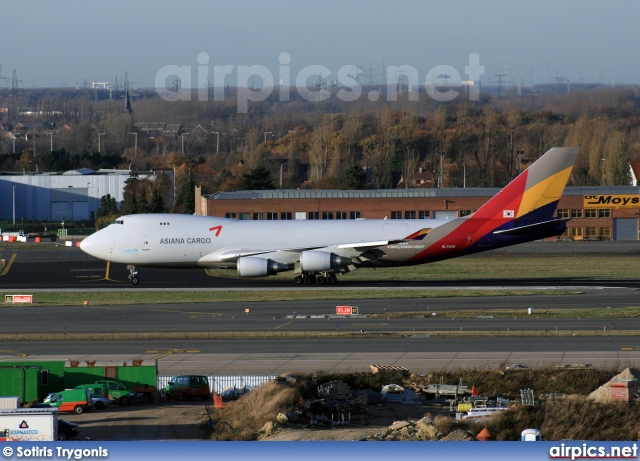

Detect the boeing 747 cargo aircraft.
xmin=80 ymin=147 xmax=579 ymax=285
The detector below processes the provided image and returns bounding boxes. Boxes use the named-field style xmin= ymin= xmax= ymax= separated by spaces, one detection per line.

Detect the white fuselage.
xmin=80 ymin=213 xmax=451 ymax=269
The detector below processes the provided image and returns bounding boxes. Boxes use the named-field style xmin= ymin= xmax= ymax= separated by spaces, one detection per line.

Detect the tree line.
xmin=2 ymin=86 xmax=639 ymax=220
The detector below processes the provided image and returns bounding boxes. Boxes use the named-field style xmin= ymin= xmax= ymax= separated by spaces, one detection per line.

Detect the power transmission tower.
xmin=10 ymin=69 xmax=22 ymax=123
xmin=552 ymin=75 xmax=570 ymax=94
xmin=494 ymin=73 xmax=507 ymax=96
xmin=396 ymin=70 xmax=406 ymax=94
xmin=82 ymin=79 xmax=89 ymax=121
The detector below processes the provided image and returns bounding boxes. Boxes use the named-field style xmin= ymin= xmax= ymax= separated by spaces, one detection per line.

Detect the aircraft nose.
xmin=80 ymin=232 xmax=101 ymax=258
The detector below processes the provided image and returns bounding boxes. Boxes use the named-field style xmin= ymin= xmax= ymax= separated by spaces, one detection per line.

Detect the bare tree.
xmin=309 ymin=114 xmax=334 ymax=180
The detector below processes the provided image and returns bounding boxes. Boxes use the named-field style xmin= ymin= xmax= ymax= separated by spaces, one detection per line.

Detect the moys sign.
xmin=583 ymin=195 xmax=640 ymax=209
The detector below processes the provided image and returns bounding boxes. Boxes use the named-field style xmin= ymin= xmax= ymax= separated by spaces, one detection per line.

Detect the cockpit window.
xmin=110 ymin=220 xmax=124 ymax=225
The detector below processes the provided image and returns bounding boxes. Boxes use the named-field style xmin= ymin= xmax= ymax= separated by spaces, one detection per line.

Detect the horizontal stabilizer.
xmin=492 ymin=218 xmax=570 ymax=236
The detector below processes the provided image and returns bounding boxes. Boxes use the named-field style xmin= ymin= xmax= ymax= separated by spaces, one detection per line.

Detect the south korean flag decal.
xmin=503 ymin=210 xmax=515 ymax=218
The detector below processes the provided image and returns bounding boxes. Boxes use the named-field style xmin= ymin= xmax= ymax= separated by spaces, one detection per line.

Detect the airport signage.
xmin=336 ymin=306 xmax=358 ymax=315
xmin=5 ymin=295 xmax=33 ymax=303
xmin=584 ymin=195 xmax=640 ymax=209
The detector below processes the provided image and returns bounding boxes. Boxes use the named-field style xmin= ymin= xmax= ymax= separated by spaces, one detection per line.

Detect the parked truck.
xmin=94 ymin=380 xmax=140 ymax=406
xmin=0 ymin=408 xmax=58 ymax=441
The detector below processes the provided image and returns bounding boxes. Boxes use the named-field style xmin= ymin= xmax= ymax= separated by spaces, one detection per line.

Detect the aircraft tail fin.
xmin=472 ymin=147 xmax=579 ymax=222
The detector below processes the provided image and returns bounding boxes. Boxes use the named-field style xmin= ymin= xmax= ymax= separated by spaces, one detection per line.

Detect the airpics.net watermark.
xmin=155 ymin=52 xmax=485 ymax=113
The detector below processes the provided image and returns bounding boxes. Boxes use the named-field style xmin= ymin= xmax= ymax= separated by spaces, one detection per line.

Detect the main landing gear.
xmin=293 ymin=272 xmax=337 ymax=286
xmin=127 ymin=265 xmax=139 ymax=285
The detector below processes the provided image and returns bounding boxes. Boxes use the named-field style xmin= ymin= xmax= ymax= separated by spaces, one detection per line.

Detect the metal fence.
xmin=157 ymin=375 xmax=276 ymax=394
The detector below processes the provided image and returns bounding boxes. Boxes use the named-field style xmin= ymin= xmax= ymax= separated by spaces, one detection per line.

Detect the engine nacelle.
xmin=237 ymin=257 xmax=289 ymax=277
xmin=300 ymin=251 xmax=351 ymax=272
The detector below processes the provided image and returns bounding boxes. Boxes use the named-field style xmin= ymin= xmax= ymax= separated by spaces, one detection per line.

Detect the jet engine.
xmin=300 ymin=251 xmax=352 ymax=272
xmin=237 ymin=257 xmax=289 ymax=277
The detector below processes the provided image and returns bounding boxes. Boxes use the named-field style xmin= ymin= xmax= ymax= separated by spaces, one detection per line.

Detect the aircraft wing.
xmin=200 ymin=239 xmax=398 ymax=264
xmin=215 ymin=246 xmax=323 ymax=261
xmin=337 ymin=240 xmax=400 ymax=250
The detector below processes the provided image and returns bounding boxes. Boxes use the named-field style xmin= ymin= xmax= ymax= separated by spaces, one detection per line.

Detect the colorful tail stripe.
xmin=404 ymin=228 xmax=432 ymax=240
xmin=407 ymin=147 xmax=579 ymax=263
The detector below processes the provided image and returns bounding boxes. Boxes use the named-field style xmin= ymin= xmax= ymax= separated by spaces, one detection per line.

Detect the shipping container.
xmin=0 ymin=396 xmax=21 ymax=409
xmin=0 ymin=408 xmax=58 ymax=441
xmin=0 ymin=366 xmax=44 ymax=404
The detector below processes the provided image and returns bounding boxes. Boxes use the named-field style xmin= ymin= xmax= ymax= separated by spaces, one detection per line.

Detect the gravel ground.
xmin=262 ymin=402 xmax=445 ymax=441
xmin=58 ymin=398 xmax=448 ymax=441
xmin=61 ymin=400 xmax=210 ymax=441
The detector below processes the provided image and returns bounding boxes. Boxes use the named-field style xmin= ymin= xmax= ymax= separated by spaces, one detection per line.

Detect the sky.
xmin=1 ymin=0 xmax=639 ymax=89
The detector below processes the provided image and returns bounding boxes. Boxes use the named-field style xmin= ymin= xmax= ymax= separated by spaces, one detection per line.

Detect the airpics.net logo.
xmin=155 ymin=52 xmax=485 ymax=113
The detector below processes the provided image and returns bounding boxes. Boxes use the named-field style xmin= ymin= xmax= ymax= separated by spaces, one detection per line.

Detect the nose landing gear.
xmin=127 ymin=265 xmax=139 ymax=285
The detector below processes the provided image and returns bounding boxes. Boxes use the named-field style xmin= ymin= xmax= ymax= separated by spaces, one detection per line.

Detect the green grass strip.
xmin=0 ymin=289 xmax=575 ymax=306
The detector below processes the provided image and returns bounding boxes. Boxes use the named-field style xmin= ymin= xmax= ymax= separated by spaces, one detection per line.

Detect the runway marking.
xmin=153 ymin=308 xmax=223 ymax=315
xmin=275 ymin=321 xmax=293 ymax=330
xmin=0 ymin=349 xmax=28 ymax=357
xmin=621 ymin=347 xmax=640 ymax=351
xmin=0 ymin=254 xmax=17 ymax=276
xmin=146 ymin=348 xmax=201 ymax=359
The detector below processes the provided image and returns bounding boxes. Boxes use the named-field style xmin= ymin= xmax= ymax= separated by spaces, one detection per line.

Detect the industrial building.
xmin=196 ymin=186 xmax=640 ymax=241
xmin=0 ymin=169 xmax=171 ymax=223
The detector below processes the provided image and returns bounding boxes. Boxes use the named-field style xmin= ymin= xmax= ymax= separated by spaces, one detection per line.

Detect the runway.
xmin=2 ymin=242 xmax=640 ymax=289
xmin=1 ymin=243 xmax=640 ymax=375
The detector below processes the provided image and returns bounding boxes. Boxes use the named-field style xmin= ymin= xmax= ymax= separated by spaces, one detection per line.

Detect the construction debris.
xmin=389 ymin=420 xmax=412 ymax=431
xmin=420 ymin=384 xmax=471 ymax=400
xmin=557 ymin=363 xmax=594 ymax=369
xmin=318 ymin=380 xmax=351 ymax=397
xmin=370 ymin=365 xmax=410 ymax=375
xmin=588 ymin=368 xmax=640 ymax=403
xmin=380 ymin=384 xmax=421 ymax=404
xmin=439 ymin=429 xmax=477 ymax=441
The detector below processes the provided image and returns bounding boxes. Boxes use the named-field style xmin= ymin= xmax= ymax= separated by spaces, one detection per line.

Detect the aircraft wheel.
xmin=294 ymin=276 xmax=303 ymax=285
xmin=131 ymin=277 xmax=140 ymax=285
xmin=327 ymin=274 xmax=337 ymax=284
xmin=316 ymin=275 xmax=326 ymax=284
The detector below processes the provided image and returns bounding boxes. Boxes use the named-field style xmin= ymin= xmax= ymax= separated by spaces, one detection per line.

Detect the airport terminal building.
xmin=196 ymin=186 xmax=640 ymax=241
